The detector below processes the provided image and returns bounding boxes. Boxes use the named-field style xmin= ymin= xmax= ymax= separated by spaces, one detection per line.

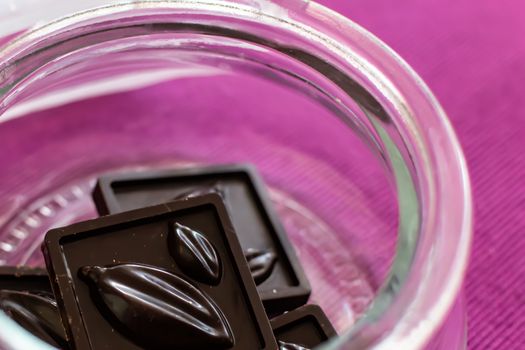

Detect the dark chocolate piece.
xmin=0 ymin=267 xmax=67 ymax=348
xmin=0 ymin=290 xmax=67 ymax=348
xmin=0 ymin=267 xmax=51 ymax=295
xmin=79 ymin=263 xmax=233 ymax=349
xmin=278 ymin=341 xmax=308 ymax=350
xmin=173 ymin=182 xmax=226 ymax=201
xmin=92 ymin=164 xmax=310 ymax=315
xmin=245 ymin=248 xmax=277 ymax=285
xmin=43 ymin=194 xmax=277 ymax=350
xmin=168 ymin=222 xmax=222 ymax=285
xmin=270 ymin=304 xmax=336 ymax=349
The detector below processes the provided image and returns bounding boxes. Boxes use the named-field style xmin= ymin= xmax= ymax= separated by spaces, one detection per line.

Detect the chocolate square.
xmin=92 ymin=164 xmax=310 ymax=315
xmin=271 ymin=304 xmax=336 ymax=349
xmin=0 ymin=267 xmax=51 ymax=294
xmin=43 ymin=194 xmax=276 ymax=350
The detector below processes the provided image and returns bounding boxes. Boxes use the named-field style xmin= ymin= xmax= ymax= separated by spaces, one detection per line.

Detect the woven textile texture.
xmin=1 ymin=1 xmax=522 ymax=349
xmin=317 ymin=1 xmax=525 ymax=349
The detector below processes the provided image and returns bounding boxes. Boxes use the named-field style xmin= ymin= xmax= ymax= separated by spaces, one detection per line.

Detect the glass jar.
xmin=0 ymin=1 xmax=472 ymax=349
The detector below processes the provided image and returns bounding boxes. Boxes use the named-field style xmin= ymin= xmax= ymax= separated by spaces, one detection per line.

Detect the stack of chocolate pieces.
xmin=0 ymin=164 xmax=337 ymax=349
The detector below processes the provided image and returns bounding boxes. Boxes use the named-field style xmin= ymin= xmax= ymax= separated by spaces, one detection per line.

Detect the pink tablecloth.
xmin=3 ymin=1 xmax=519 ymax=349
xmin=318 ymin=1 xmax=524 ymax=349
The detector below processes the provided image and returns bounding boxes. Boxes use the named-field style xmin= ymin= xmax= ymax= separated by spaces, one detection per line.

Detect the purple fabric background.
xmin=3 ymin=1 xmax=521 ymax=349
xmin=317 ymin=1 xmax=525 ymax=349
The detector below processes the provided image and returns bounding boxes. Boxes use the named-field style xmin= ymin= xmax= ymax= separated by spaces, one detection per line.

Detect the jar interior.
xmin=0 ymin=7 xmax=412 ymax=348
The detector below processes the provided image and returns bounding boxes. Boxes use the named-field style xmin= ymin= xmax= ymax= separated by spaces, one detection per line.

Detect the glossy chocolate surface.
xmin=270 ymin=304 xmax=336 ymax=349
xmin=92 ymin=164 xmax=310 ymax=315
xmin=278 ymin=341 xmax=309 ymax=350
xmin=79 ymin=263 xmax=233 ymax=349
xmin=0 ymin=267 xmax=66 ymax=348
xmin=0 ymin=290 xmax=67 ymax=348
xmin=43 ymin=194 xmax=277 ymax=350
xmin=168 ymin=222 xmax=222 ymax=285
xmin=245 ymin=248 xmax=277 ymax=286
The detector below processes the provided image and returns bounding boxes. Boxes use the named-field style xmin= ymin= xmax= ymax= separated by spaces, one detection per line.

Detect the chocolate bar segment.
xmin=0 ymin=267 xmax=51 ymax=295
xmin=271 ymin=304 xmax=336 ymax=349
xmin=0 ymin=267 xmax=67 ymax=348
xmin=79 ymin=263 xmax=234 ymax=349
xmin=43 ymin=194 xmax=276 ymax=350
xmin=92 ymin=164 xmax=310 ymax=315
